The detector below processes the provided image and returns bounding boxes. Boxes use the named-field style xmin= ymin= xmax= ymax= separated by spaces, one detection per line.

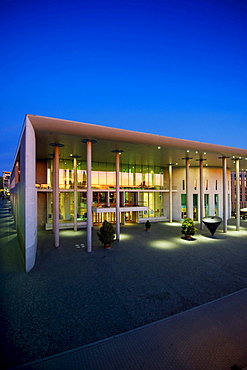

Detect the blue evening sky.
xmin=0 ymin=0 xmax=246 ymax=174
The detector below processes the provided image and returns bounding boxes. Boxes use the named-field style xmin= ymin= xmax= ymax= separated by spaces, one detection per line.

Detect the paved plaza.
xmin=1 ymin=199 xmax=247 ymax=369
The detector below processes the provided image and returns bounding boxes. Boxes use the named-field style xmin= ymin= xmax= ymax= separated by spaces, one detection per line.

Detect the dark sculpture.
xmin=202 ymin=216 xmax=222 ymax=236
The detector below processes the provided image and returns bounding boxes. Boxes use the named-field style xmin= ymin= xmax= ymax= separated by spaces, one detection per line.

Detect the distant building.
xmin=10 ymin=115 xmax=247 ymax=272
xmin=2 ymin=171 xmax=11 ymax=195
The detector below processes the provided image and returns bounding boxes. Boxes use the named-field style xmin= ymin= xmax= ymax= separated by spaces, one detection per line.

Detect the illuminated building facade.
xmin=10 ymin=115 xmax=247 ymax=271
xmin=231 ymin=171 xmax=247 ymax=212
xmin=2 ymin=171 xmax=11 ymax=195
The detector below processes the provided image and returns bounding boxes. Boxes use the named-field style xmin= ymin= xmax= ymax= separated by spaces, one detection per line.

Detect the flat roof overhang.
xmin=25 ymin=115 xmax=247 ymax=171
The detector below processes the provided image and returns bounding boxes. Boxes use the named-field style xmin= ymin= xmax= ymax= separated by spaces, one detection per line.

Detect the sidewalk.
xmin=14 ymin=288 xmax=247 ymax=370
xmin=1 ymin=198 xmax=247 ymax=369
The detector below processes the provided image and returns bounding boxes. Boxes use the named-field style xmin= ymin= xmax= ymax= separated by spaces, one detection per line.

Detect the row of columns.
xmin=51 ymin=141 xmax=122 ymax=251
xmin=171 ymin=156 xmax=240 ymax=233
xmin=52 ymin=143 xmax=241 ymax=250
xmin=235 ymin=158 xmax=240 ymax=231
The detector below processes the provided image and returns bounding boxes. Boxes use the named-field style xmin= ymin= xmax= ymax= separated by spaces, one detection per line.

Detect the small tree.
xmin=181 ymin=218 xmax=197 ymax=237
xmin=97 ymin=220 xmax=115 ymax=247
xmin=145 ymin=220 xmax=151 ymax=230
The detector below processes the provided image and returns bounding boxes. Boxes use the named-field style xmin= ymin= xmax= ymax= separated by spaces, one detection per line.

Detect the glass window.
xmin=91 ymin=171 xmax=99 ymax=187
xmin=193 ymin=194 xmax=198 ymax=220
xmin=98 ymin=171 xmax=107 ymax=187
xmin=78 ymin=192 xmax=87 ymax=220
xmin=107 ymin=172 xmax=115 ymax=188
xmin=214 ymin=194 xmax=218 ymax=216
xmin=139 ymin=192 xmax=164 ymax=218
xmin=135 ymin=173 xmax=142 ymax=187
xmin=77 ymin=170 xmax=87 ymax=188
xmin=154 ymin=174 xmax=164 ymax=188
xmin=181 ymin=194 xmax=186 ymax=219
xmin=121 ymin=172 xmax=129 ymax=187
xmin=204 ymin=194 xmax=209 ymax=216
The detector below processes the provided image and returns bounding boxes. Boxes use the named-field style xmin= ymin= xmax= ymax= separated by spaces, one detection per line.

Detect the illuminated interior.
xmin=42 ymin=160 xmax=169 ymax=228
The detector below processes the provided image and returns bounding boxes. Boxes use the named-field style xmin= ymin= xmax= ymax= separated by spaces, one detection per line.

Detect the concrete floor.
xmin=1 ymin=200 xmax=247 ymax=369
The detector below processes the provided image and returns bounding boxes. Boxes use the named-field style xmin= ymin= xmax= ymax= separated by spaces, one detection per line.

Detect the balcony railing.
xmin=93 ymin=201 xmax=147 ymax=208
xmin=36 ymin=184 xmax=178 ymax=191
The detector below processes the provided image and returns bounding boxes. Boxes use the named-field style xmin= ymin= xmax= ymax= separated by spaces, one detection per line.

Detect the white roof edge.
xmin=26 ymin=114 xmax=247 ymax=156
xmin=10 ymin=115 xmax=32 ymax=174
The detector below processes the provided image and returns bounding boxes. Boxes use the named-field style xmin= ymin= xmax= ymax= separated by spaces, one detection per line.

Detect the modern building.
xmin=10 ymin=115 xmax=247 ymax=272
xmin=2 ymin=171 xmax=11 ymax=195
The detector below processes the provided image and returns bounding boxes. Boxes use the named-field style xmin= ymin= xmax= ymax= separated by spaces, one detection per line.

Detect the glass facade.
xmin=193 ymin=194 xmax=198 ymax=220
xmin=139 ymin=192 xmax=164 ymax=219
xmin=46 ymin=160 xmax=164 ymax=190
xmin=41 ymin=159 xmax=229 ymax=227
xmin=181 ymin=194 xmax=186 ymax=219
xmin=214 ymin=194 xmax=219 ymax=216
xmin=204 ymin=194 xmax=209 ymax=216
xmin=43 ymin=160 xmax=167 ymax=227
xmin=47 ymin=192 xmax=87 ymax=224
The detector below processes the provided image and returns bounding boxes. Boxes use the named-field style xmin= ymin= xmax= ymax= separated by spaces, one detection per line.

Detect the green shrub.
xmin=145 ymin=220 xmax=151 ymax=229
xmin=181 ymin=218 xmax=197 ymax=236
xmin=97 ymin=220 xmax=115 ymax=245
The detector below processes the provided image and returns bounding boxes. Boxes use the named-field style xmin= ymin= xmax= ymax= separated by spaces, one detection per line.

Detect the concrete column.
xmin=86 ymin=141 xmax=93 ymax=252
xmin=169 ymin=164 xmax=173 ymax=223
xmin=23 ymin=117 xmax=37 ymax=271
xmin=73 ymin=157 xmax=78 ymax=231
xmin=186 ymin=158 xmax=193 ymax=219
xmin=222 ymin=157 xmax=228 ymax=233
xmin=115 ymin=152 xmax=120 ymax=240
xmin=53 ymin=145 xmax=60 ymax=247
xmin=235 ymin=158 xmax=240 ymax=231
xmin=199 ymin=159 xmax=205 ymax=229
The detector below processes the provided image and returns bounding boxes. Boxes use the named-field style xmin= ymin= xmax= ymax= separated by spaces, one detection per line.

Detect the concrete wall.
xmin=171 ymin=166 xmax=231 ymax=221
xmin=23 ymin=117 xmax=37 ymax=272
xmin=10 ymin=116 xmax=37 ymax=272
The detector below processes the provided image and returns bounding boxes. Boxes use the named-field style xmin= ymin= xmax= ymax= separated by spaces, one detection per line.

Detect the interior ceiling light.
xmin=204 ymin=152 xmax=207 ymax=154
xmin=158 ymin=146 xmax=161 ymax=149
xmin=195 ymin=151 xmax=198 ymax=154
xmin=187 ymin=150 xmax=189 ymax=152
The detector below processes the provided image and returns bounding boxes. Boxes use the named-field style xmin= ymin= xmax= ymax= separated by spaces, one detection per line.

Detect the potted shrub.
xmin=145 ymin=220 xmax=151 ymax=231
xmin=97 ymin=220 xmax=115 ymax=249
xmin=181 ymin=218 xmax=197 ymax=240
